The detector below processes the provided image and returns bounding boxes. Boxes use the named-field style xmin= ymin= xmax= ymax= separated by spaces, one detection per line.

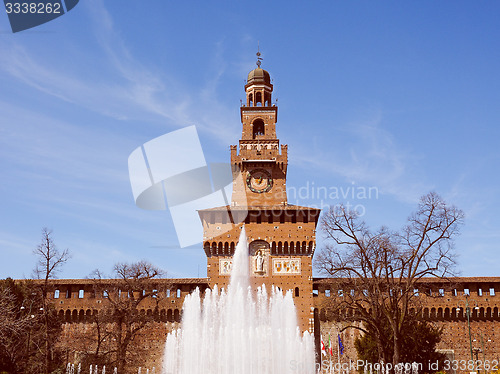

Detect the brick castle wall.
xmin=43 ymin=276 xmax=500 ymax=373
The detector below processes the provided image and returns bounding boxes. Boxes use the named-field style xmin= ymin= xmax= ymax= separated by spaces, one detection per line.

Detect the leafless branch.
xmin=315 ymin=192 xmax=464 ymax=366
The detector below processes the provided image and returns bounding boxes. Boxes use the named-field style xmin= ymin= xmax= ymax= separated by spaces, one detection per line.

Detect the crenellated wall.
xmin=313 ymin=277 xmax=500 ymax=372
xmin=38 ymin=276 xmax=500 ymax=373
xmin=45 ymin=278 xmax=208 ymax=323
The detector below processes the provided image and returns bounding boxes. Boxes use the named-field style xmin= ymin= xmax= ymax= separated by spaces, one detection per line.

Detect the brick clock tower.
xmin=199 ymin=57 xmax=321 ymax=333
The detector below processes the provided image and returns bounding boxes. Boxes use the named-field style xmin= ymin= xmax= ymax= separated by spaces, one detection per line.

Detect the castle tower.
xmin=199 ymin=55 xmax=321 ymax=332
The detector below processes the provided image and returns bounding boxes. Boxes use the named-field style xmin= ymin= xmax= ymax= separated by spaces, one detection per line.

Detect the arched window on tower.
xmin=252 ymin=119 xmax=265 ymax=139
xmin=256 ymin=92 xmax=262 ymax=106
xmin=295 ymin=287 xmax=300 ymax=297
xmin=264 ymin=92 xmax=271 ymax=106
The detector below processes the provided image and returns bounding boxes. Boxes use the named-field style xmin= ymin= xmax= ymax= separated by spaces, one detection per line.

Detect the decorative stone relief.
xmin=272 ymin=258 xmax=301 ymax=275
xmin=219 ymin=259 xmax=233 ymax=275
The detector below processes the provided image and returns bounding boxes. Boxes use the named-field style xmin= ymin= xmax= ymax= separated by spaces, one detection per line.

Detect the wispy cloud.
xmin=290 ymin=109 xmax=431 ymax=203
xmin=0 ymin=0 xmax=241 ymax=146
xmin=0 ymin=100 xmax=129 ymax=191
xmin=0 ymin=231 xmax=33 ymax=255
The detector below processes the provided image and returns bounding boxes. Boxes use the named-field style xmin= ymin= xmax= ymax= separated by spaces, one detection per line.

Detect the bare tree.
xmin=33 ymin=228 xmax=70 ymax=374
xmin=315 ymin=192 xmax=464 ymax=368
xmin=33 ymin=228 xmax=70 ymax=283
xmin=89 ymin=261 xmax=165 ymax=373
xmin=0 ymin=278 xmax=46 ymax=373
xmin=0 ymin=285 xmax=32 ymax=372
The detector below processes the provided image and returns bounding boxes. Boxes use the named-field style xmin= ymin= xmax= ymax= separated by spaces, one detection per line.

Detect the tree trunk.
xmin=43 ymin=284 xmax=50 ymax=374
xmin=376 ymin=334 xmax=385 ymax=364
xmin=392 ymin=329 xmax=401 ymax=372
xmin=116 ymin=320 xmax=124 ymax=372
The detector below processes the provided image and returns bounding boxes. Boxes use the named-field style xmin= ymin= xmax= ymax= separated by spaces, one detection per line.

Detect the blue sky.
xmin=1 ymin=1 xmax=499 ymax=279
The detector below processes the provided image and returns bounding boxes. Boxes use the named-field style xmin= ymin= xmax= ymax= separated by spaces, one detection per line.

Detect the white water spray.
xmin=163 ymin=227 xmax=316 ymax=374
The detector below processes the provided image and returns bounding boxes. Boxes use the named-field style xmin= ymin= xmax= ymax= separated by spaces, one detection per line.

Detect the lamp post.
xmin=457 ymin=294 xmax=481 ymax=371
xmin=466 ymin=296 xmax=474 ymax=364
xmin=20 ymin=293 xmax=38 ymax=357
xmin=457 ymin=294 xmax=474 ymax=362
xmin=473 ymin=348 xmax=481 ymax=373
xmin=479 ymin=333 xmax=492 ymax=373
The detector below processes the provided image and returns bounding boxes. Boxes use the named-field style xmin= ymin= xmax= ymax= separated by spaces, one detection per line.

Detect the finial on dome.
xmin=256 ymin=42 xmax=262 ymax=68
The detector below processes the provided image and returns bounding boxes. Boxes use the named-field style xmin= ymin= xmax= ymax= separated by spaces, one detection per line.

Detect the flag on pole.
xmin=321 ymin=335 xmax=327 ymax=356
xmin=328 ymin=334 xmax=334 ymax=356
xmin=338 ymin=334 xmax=344 ymax=355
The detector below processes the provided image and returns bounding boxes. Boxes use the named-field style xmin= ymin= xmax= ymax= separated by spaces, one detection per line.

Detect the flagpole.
xmin=338 ymin=332 xmax=341 ymax=372
xmin=328 ymin=330 xmax=333 ymax=372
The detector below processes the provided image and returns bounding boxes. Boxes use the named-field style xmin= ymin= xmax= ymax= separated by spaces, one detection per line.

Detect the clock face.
xmin=246 ymin=169 xmax=273 ymax=193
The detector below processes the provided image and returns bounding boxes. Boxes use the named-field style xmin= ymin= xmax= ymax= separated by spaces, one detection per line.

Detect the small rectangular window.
xmin=166 ymin=289 xmax=171 ymax=298
xmin=453 ymin=289 xmax=458 ymax=297
xmin=54 ymin=290 xmax=60 ymax=299
xmin=313 ymin=289 xmax=319 ymax=296
xmin=478 ymin=288 xmax=483 ymax=296
xmin=325 ymin=289 xmax=331 ymax=297
xmin=338 ymin=289 xmax=343 ymax=297
xmin=464 ymin=288 xmax=470 ymax=296
xmin=439 ymin=289 xmax=444 ymax=297
xmin=152 ymin=289 xmax=158 ymax=298
xmin=118 ymin=289 xmax=122 ymax=298
xmin=78 ymin=290 xmax=84 ymax=299
xmin=363 ymin=290 xmax=368 ymax=297
xmin=490 ymin=288 xmax=495 ymax=296
xmin=103 ymin=290 xmax=109 ymax=298
xmin=176 ymin=289 xmax=181 ymax=298
xmin=413 ymin=289 xmax=419 ymax=296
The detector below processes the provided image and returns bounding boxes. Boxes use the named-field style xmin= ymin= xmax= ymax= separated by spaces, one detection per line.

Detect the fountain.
xmin=163 ymin=227 xmax=316 ymax=374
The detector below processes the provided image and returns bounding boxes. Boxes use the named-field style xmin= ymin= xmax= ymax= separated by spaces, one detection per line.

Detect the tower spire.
xmin=256 ymin=42 xmax=262 ymax=68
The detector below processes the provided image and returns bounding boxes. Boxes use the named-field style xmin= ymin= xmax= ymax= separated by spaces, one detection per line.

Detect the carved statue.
xmin=255 ymin=250 xmax=264 ymax=272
